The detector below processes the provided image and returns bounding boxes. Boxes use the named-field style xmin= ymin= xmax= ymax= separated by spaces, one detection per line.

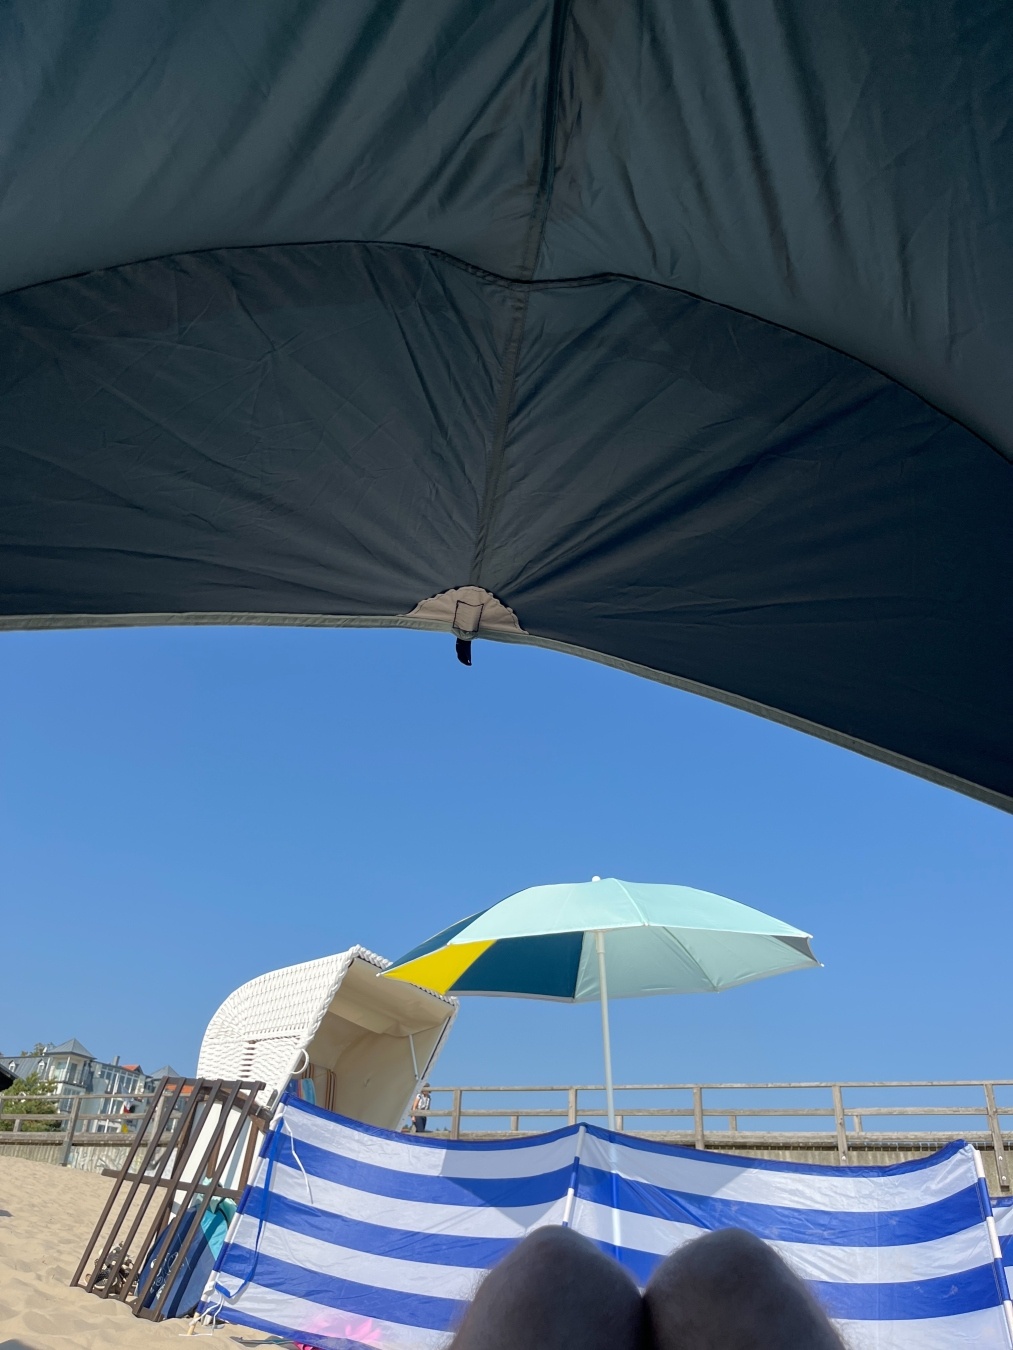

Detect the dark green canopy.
xmin=1 ymin=2 xmax=1011 ymax=807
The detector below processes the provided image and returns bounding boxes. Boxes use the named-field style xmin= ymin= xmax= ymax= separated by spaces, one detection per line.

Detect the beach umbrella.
xmin=382 ymin=878 xmax=818 ymax=1130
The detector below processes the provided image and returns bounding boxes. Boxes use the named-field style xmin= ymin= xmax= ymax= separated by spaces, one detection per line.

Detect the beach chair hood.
xmin=196 ymin=947 xmax=457 ymax=1124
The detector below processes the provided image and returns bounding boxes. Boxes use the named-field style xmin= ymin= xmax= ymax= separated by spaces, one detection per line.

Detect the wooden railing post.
xmin=450 ymin=1088 xmax=462 ymax=1140
xmin=984 ymin=1083 xmax=1010 ymax=1190
xmin=568 ymin=1087 xmax=578 ymax=1126
xmin=693 ymin=1086 xmax=705 ymax=1149
xmin=831 ymin=1085 xmax=848 ymax=1164
xmin=59 ymin=1094 xmax=82 ymax=1166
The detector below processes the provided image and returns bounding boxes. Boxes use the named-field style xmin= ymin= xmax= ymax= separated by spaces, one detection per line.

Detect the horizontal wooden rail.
xmin=1 ymin=1087 xmax=189 ymax=1163
xmin=0 ymin=1133 xmax=167 ymax=1148
xmin=420 ymin=1080 xmax=1013 ymax=1186
xmin=422 ymin=1103 xmax=1006 ymax=1119
xmin=426 ymin=1080 xmax=1013 ymax=1091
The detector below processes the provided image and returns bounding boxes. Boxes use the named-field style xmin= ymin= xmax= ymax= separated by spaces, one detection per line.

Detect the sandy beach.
xmin=0 ymin=1156 xmax=260 ymax=1350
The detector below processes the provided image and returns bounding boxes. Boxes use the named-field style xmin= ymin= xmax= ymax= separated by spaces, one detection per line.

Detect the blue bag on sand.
xmin=141 ymin=1196 xmax=234 ymax=1318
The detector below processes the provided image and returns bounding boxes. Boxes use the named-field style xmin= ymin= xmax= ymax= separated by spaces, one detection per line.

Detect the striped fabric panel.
xmin=994 ymin=1197 xmax=1013 ymax=1286
xmin=203 ymin=1096 xmax=1013 ymax=1350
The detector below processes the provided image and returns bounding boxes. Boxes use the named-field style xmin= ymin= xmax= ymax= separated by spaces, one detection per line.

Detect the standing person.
xmin=411 ymin=1083 xmax=431 ymax=1133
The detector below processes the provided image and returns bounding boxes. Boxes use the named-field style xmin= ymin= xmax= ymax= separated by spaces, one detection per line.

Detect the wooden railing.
xmin=421 ymin=1080 xmax=1013 ymax=1187
xmin=0 ymin=1090 xmax=167 ymax=1165
xmin=7 ymin=1079 xmax=1013 ymax=1190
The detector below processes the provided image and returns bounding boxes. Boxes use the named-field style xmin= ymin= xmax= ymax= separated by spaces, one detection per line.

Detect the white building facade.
xmin=2 ymin=1040 xmax=180 ymax=1132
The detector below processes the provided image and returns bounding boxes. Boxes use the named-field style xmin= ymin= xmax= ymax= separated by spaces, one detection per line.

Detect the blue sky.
xmin=2 ymin=625 xmax=1010 ymax=1093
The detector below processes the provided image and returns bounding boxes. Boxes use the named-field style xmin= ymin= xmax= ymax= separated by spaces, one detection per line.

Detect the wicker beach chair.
xmin=197 ymin=946 xmax=457 ymax=1127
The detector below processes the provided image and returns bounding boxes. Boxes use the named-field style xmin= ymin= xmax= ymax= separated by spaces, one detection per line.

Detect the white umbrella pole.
xmin=594 ymin=930 xmax=616 ymax=1131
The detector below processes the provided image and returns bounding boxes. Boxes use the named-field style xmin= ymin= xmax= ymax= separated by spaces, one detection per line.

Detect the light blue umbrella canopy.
xmin=384 ymin=878 xmax=820 ymax=1129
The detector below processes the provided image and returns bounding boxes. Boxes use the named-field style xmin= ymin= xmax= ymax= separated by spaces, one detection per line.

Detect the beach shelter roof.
xmin=1 ymin=4 xmax=1011 ymax=810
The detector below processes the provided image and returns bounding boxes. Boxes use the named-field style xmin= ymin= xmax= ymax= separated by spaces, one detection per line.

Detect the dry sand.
xmin=0 ymin=1156 xmax=264 ymax=1350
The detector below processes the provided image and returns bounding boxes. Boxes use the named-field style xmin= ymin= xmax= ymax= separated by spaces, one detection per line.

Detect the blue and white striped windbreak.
xmin=204 ymin=1095 xmax=1013 ymax=1350
xmin=994 ymin=1197 xmax=1013 ymax=1292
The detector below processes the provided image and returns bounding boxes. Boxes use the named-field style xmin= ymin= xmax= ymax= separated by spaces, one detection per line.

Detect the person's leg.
xmin=450 ymin=1226 xmax=644 ymax=1350
xmin=644 ymin=1228 xmax=844 ymax=1350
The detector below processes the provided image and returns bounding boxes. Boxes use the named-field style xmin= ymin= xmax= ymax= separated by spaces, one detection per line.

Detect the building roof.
xmin=3 ymin=1056 xmax=43 ymax=1080
xmin=150 ymin=1065 xmax=182 ymax=1079
xmin=48 ymin=1038 xmax=94 ymax=1059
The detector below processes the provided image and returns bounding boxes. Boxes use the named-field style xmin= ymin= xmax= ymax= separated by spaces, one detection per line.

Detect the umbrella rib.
xmin=660 ymin=926 xmax=722 ymax=992
xmin=614 ymin=879 xmax=650 ymax=926
xmin=605 ymin=882 xmax=727 ymax=991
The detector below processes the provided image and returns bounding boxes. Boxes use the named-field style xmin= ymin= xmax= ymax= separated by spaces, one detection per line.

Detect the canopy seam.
xmin=614 ymin=880 xmax=651 ymax=928
xmin=469 ymin=0 xmax=574 ymax=582
xmin=2 ymin=235 xmax=1007 ymax=468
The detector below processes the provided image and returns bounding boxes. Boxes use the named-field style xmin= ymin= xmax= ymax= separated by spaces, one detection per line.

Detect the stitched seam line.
xmin=4 ymin=236 xmax=1006 ymax=469
xmin=469 ymin=0 xmax=572 ymax=583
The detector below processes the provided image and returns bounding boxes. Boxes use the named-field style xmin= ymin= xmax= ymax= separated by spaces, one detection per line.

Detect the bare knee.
xmin=492 ymin=1223 xmax=638 ymax=1294
xmin=646 ymin=1228 xmax=843 ymax=1350
xmin=512 ymin=1223 xmax=601 ymax=1265
xmin=652 ymin=1227 xmax=784 ymax=1285
xmin=451 ymin=1226 xmax=643 ymax=1350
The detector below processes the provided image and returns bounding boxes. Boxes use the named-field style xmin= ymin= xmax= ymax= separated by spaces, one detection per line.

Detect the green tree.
xmin=0 ymin=1068 xmax=62 ymax=1132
